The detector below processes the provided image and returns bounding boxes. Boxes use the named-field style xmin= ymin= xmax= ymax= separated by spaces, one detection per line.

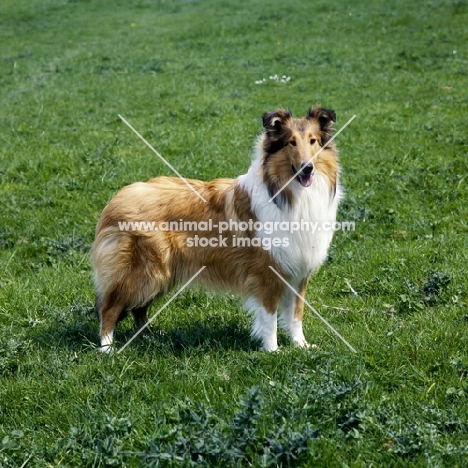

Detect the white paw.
xmin=100 ymin=333 xmax=113 ymax=353
xmin=261 ymin=340 xmax=279 ymax=352
xmin=99 ymin=344 xmax=113 ymax=354
xmin=293 ymin=337 xmax=310 ymax=348
xmin=293 ymin=339 xmax=318 ymax=350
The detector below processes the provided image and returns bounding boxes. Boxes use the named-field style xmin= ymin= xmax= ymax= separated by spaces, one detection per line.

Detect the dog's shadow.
xmin=34 ymin=303 xmax=258 ymax=355
xmin=127 ymin=318 xmax=257 ymax=354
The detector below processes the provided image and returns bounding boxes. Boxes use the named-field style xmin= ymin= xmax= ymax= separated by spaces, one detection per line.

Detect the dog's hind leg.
xmin=131 ymin=303 xmax=150 ymax=332
xmin=94 ymin=296 xmax=102 ymax=321
xmin=99 ymin=299 xmax=126 ymax=353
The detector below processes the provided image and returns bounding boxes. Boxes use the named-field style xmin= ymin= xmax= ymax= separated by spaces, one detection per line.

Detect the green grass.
xmin=1 ymin=0 xmax=468 ymax=465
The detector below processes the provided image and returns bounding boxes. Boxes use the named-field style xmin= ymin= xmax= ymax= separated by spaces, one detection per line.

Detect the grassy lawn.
xmin=1 ymin=0 xmax=468 ymax=465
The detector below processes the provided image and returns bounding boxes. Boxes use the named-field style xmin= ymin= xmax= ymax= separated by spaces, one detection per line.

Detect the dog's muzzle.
xmin=292 ymin=162 xmax=314 ymax=187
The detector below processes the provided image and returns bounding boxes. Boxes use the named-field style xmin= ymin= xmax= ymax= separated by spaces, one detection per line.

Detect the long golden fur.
xmin=92 ymin=107 xmax=340 ymax=352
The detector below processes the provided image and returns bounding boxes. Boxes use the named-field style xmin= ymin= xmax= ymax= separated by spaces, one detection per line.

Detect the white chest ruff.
xmin=239 ymin=166 xmax=341 ymax=278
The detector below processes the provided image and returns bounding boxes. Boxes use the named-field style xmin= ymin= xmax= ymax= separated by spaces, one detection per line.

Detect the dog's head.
xmin=261 ymin=107 xmax=338 ymax=209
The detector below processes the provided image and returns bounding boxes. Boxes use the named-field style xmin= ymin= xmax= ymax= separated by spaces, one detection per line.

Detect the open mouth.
xmin=292 ymin=165 xmax=313 ymax=188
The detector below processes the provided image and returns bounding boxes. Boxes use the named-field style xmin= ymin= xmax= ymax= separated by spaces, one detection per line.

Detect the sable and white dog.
xmin=92 ymin=107 xmax=341 ymax=352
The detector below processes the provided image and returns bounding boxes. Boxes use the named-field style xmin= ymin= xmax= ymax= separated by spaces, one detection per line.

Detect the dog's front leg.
xmin=245 ymin=297 xmax=278 ymax=351
xmin=278 ymin=277 xmax=311 ymax=349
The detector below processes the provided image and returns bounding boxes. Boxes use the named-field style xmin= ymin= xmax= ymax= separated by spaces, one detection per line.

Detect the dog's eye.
xmin=310 ymin=139 xmax=317 ymax=145
xmin=289 ymin=140 xmax=296 ymax=146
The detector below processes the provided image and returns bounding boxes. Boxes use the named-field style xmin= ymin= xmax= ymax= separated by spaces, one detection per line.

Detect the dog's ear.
xmin=262 ymin=109 xmax=292 ymax=132
xmin=262 ymin=109 xmax=293 ymax=155
xmin=306 ymin=107 xmax=336 ymax=145
xmin=306 ymin=107 xmax=336 ymax=128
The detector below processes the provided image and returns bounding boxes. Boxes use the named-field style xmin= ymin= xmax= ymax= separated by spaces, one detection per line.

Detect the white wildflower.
xmin=255 ymin=75 xmax=291 ymax=85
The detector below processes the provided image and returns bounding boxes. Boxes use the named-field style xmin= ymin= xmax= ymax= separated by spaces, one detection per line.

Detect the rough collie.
xmin=92 ymin=107 xmax=341 ymax=352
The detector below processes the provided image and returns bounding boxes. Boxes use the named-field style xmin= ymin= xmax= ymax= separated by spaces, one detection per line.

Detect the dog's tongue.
xmin=298 ymin=174 xmax=313 ymax=187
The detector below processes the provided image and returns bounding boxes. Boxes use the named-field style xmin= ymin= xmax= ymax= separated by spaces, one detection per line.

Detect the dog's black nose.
xmin=300 ymin=162 xmax=314 ymax=175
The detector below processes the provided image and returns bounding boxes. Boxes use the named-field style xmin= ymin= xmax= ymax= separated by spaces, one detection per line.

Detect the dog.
xmin=92 ymin=107 xmax=341 ymax=352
